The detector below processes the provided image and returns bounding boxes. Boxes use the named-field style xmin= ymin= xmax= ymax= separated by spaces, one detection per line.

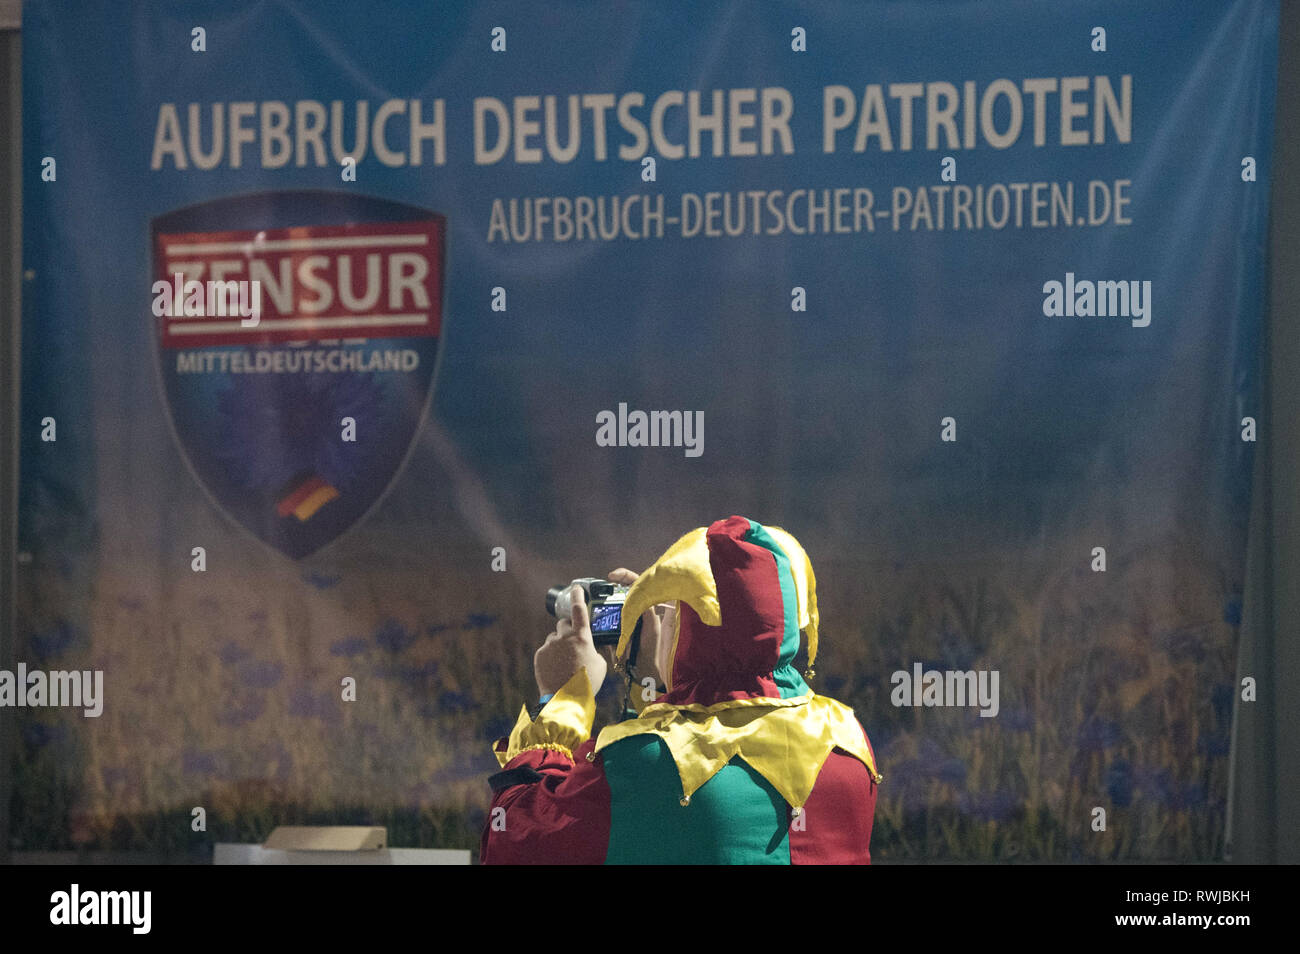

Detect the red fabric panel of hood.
xmin=662 ymin=516 xmax=787 ymax=706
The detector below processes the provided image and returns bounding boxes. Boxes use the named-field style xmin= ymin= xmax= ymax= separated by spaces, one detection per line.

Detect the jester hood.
xmin=616 ymin=515 xmax=820 ymax=706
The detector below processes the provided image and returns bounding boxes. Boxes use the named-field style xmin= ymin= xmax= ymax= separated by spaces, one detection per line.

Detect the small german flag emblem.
xmin=276 ymin=473 xmax=340 ymax=522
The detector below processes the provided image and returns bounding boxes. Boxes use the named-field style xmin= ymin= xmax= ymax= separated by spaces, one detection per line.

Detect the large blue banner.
xmin=15 ymin=0 xmax=1278 ymax=859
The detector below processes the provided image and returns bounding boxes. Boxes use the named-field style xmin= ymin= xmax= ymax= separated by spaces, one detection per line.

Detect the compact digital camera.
xmin=546 ymin=578 xmax=630 ymax=646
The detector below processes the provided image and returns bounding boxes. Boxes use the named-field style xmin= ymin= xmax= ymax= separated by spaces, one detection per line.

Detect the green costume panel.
xmin=603 ymin=734 xmax=791 ymax=865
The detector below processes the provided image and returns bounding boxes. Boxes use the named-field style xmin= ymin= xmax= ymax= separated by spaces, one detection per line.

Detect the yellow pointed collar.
xmin=595 ymin=693 xmax=881 ymax=809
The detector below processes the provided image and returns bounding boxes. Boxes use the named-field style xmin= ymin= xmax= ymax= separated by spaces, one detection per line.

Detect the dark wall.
xmin=1 ymin=27 xmax=22 ymax=864
xmin=1233 ymin=0 xmax=1300 ymax=865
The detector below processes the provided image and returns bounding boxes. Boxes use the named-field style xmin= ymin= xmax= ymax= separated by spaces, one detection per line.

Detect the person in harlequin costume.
xmin=481 ymin=515 xmax=882 ymax=864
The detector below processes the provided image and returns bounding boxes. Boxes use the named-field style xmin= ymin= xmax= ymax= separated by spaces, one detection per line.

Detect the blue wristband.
xmin=538 ymin=693 xmax=554 ymax=706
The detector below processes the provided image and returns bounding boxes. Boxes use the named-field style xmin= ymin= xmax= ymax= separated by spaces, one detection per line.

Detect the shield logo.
xmin=152 ymin=191 xmax=446 ymax=559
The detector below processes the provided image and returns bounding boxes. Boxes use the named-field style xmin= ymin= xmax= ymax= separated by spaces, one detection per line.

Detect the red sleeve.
xmin=789 ymin=721 xmax=879 ymax=865
xmin=480 ymin=739 xmax=612 ymax=865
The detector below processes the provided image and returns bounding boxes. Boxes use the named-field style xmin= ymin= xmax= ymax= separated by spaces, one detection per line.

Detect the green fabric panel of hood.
xmin=742 ymin=519 xmax=808 ymax=699
xmin=602 ymin=734 xmax=791 ymax=865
